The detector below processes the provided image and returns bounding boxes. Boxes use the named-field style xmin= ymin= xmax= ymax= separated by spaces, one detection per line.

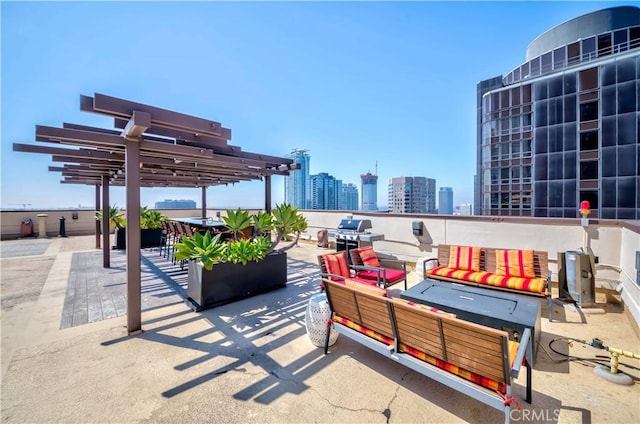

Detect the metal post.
xmin=101 ymin=175 xmax=110 ymax=268
xmin=265 ymin=175 xmax=272 ymax=213
xmin=95 ymin=184 xmax=101 ymax=249
xmin=125 ymin=138 xmax=142 ymax=334
xmin=201 ymin=186 xmax=207 ymax=218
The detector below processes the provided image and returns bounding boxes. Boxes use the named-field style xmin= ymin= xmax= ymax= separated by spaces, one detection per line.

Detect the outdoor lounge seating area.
xmin=322 ymin=278 xmax=533 ymax=424
xmin=1 ymin=232 xmax=639 ymax=423
xmin=423 ymin=244 xmax=554 ymax=321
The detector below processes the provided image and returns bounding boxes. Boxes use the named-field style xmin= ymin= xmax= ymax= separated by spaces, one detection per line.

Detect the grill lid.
xmin=337 ymin=219 xmax=372 ymax=232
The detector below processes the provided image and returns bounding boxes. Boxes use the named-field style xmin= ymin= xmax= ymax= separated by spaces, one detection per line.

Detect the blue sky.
xmin=1 ymin=0 xmax=635 ymax=210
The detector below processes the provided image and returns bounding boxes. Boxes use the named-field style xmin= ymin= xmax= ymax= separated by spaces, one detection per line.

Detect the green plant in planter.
xmin=222 ymin=208 xmax=252 ymax=240
xmin=224 ymin=237 xmax=271 ymax=265
xmin=251 ymin=211 xmax=273 ymax=238
xmin=173 ymin=231 xmax=226 ymax=270
xmin=270 ymin=203 xmax=308 ymax=252
xmin=173 ymin=203 xmax=307 ymax=270
xmin=140 ymin=207 xmax=167 ymax=229
xmin=95 ymin=205 xmax=125 ymax=230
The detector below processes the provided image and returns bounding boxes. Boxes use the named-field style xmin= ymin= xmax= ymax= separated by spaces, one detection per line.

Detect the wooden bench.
xmin=424 ymin=244 xmax=553 ymax=321
xmin=323 ymin=279 xmax=533 ymax=424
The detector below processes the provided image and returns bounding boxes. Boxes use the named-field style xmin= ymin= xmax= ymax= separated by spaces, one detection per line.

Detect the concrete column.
xmin=36 ymin=214 xmax=48 ymax=238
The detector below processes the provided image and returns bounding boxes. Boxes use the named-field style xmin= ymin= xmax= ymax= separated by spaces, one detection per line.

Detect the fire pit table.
xmin=401 ymin=278 xmax=541 ymax=364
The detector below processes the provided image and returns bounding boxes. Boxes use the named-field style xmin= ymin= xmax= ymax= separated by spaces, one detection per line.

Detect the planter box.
xmin=114 ymin=228 xmax=163 ymax=250
xmin=187 ymin=252 xmax=287 ymax=310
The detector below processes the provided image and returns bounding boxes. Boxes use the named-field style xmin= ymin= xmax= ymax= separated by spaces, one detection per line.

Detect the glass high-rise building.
xmin=154 ymin=199 xmax=196 ymax=209
xmin=284 ymin=148 xmax=310 ymax=209
xmin=341 ymin=183 xmax=359 ymax=210
xmin=477 ymin=6 xmax=640 ymax=219
xmin=438 ymin=187 xmax=454 ymax=215
xmin=360 ymin=172 xmax=378 ymax=211
xmin=310 ymin=172 xmax=341 ymax=210
xmin=388 ymin=177 xmax=436 ymax=214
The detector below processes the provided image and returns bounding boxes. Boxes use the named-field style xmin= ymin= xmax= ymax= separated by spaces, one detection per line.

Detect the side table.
xmin=305 ymin=293 xmax=339 ymax=347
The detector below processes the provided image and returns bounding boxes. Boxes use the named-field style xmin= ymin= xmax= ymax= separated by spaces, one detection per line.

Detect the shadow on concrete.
xmin=100 ymin=256 xmax=334 ymax=403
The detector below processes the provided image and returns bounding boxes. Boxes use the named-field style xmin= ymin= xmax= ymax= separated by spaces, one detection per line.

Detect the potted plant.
xmin=173 ymin=203 xmax=308 ymax=310
xmin=95 ymin=205 xmax=125 ymax=234
xmin=114 ymin=207 xmax=168 ymax=249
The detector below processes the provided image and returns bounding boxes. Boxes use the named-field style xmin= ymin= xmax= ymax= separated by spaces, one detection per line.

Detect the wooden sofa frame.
xmin=323 ymin=279 xmax=532 ymax=424
xmin=424 ymin=244 xmax=553 ymax=322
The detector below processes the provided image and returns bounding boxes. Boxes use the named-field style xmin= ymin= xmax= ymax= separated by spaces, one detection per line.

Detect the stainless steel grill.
xmin=331 ymin=218 xmax=384 ymax=259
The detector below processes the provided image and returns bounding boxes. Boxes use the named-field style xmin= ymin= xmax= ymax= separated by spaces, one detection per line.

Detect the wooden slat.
xmin=355 ymin=293 xmax=393 ymax=338
xmin=392 ymin=302 xmax=444 ymax=358
xmin=324 ymin=281 xmax=360 ymax=324
xmin=391 ymin=299 xmax=511 ymax=384
xmin=442 ymin=320 xmax=508 ymax=382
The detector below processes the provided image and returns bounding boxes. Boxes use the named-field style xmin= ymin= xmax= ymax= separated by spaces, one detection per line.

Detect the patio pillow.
xmin=447 ymin=245 xmax=481 ymax=272
xmin=323 ymin=252 xmax=352 ymax=281
xmin=496 ymin=249 xmax=535 ymax=278
xmin=357 ymin=246 xmax=381 ymax=268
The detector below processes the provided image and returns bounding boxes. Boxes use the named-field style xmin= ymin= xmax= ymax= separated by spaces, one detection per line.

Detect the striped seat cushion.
xmin=496 ymin=249 xmax=535 ymax=278
xmin=426 ymin=267 xmax=546 ymax=293
xmin=447 ymin=245 xmax=481 ymax=272
xmin=399 ymin=340 xmax=519 ymax=393
xmin=333 ymin=315 xmax=394 ymax=345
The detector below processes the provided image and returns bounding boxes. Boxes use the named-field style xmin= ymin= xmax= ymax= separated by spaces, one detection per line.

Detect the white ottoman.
xmin=305 ymin=293 xmax=339 ymax=347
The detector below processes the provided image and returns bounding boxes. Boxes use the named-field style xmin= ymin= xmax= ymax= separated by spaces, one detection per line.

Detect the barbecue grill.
xmin=331 ymin=218 xmax=384 ymax=258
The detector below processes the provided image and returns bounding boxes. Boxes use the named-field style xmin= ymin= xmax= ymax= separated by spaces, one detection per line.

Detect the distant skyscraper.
xmin=310 ymin=172 xmax=341 ymax=210
xmin=425 ymin=178 xmax=437 ymax=214
xmin=477 ymin=6 xmax=640 ymax=219
xmin=284 ymin=148 xmax=310 ymax=209
xmin=439 ymin=187 xmax=454 ymax=215
xmin=361 ymin=172 xmax=378 ymax=211
xmin=455 ymin=203 xmax=473 ymax=216
xmin=388 ymin=177 xmax=436 ymax=214
xmin=341 ymin=183 xmax=359 ymax=210
xmin=154 ymin=199 xmax=196 ymax=209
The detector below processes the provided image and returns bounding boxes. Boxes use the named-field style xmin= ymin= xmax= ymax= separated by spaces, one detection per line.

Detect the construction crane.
xmin=9 ymin=203 xmax=32 ymax=209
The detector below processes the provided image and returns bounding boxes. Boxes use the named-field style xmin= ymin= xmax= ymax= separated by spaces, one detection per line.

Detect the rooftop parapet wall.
xmin=2 ymin=208 xmax=638 ymax=327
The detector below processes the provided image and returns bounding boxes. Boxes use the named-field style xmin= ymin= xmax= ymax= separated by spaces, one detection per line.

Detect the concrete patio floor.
xmin=1 ymin=235 xmax=638 ymax=423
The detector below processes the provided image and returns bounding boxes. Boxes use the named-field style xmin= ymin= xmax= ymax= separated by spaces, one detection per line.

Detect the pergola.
xmin=13 ymin=93 xmax=299 ymax=334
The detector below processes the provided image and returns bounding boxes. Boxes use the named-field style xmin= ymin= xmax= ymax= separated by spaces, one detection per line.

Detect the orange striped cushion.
xmin=447 ymin=246 xmax=481 ymax=272
xmin=426 ymin=267 xmax=546 ymax=293
xmin=496 ymin=249 xmax=535 ymax=278
xmin=473 ymin=272 xmax=546 ymax=293
xmin=357 ymin=246 xmax=381 ymax=268
xmin=323 ymin=252 xmax=351 ymax=281
xmin=333 ymin=315 xmax=394 ymax=345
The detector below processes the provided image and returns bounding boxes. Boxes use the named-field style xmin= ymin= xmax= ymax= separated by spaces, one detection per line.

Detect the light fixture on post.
xmin=579 ymin=200 xmax=590 ymax=228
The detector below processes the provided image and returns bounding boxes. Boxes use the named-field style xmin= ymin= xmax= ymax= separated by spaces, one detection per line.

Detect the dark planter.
xmin=186 ymin=252 xmax=287 ymax=311
xmin=114 ymin=228 xmax=163 ymax=250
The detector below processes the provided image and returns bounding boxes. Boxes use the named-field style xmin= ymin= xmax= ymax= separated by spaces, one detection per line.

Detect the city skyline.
xmin=3 ymin=1 xmax=635 ymax=211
